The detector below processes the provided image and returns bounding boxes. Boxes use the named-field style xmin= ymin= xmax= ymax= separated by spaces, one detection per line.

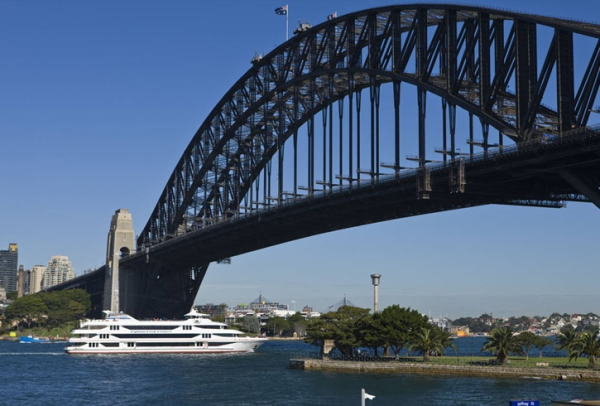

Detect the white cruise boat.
xmin=65 ymin=309 xmax=266 ymax=354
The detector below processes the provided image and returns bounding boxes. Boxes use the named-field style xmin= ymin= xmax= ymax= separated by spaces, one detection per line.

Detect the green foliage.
xmin=555 ymin=326 xmax=577 ymax=351
xmin=516 ymin=331 xmax=538 ymax=360
xmin=379 ymin=305 xmax=429 ymax=356
xmin=305 ymin=305 xmax=371 ymax=355
xmin=3 ymin=295 xmax=48 ymax=328
xmin=267 ymin=316 xmax=290 ymax=336
xmin=431 ymin=328 xmax=457 ymax=356
xmin=567 ymin=331 xmax=600 ymax=369
xmin=2 ymin=289 xmax=91 ymax=330
xmin=287 ymin=312 xmax=308 ymax=337
xmin=357 ymin=314 xmax=385 ymax=356
xmin=409 ymin=327 xmax=447 ymax=362
xmin=305 ymin=305 xmax=444 ymax=358
xmin=6 ymin=291 xmax=18 ymax=301
xmin=481 ymin=327 xmax=524 ymax=364
xmin=239 ymin=315 xmax=260 ymax=334
xmin=532 ymin=336 xmax=554 ymax=358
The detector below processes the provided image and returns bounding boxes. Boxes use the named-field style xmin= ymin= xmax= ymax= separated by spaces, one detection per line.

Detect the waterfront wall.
xmin=289 ymin=359 xmax=600 ymax=383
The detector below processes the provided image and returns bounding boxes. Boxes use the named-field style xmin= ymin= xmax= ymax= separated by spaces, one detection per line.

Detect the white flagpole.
xmin=286 ymin=5 xmax=289 ymax=41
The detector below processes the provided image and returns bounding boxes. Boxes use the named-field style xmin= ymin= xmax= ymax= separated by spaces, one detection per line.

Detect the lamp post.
xmin=370 ymin=274 xmax=381 ymax=313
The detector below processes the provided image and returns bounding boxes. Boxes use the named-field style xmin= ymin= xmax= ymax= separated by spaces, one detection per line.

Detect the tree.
xmin=267 ymin=316 xmax=289 ymax=336
xmin=533 ymin=336 xmax=554 ymax=358
xmin=3 ymin=295 xmax=48 ymax=328
xmin=555 ymin=326 xmax=577 ymax=352
xmin=568 ymin=331 xmax=600 ymax=369
xmin=451 ymin=317 xmax=474 ymax=327
xmin=481 ymin=327 xmax=524 ymax=365
xmin=288 ymin=312 xmax=308 ymax=337
xmin=240 ymin=315 xmax=260 ymax=334
xmin=305 ymin=317 xmax=337 ymax=354
xmin=378 ymin=305 xmax=429 ymax=356
xmin=431 ymin=328 xmax=457 ymax=356
xmin=409 ymin=327 xmax=444 ymax=362
xmin=357 ymin=314 xmax=386 ymax=356
xmin=38 ymin=289 xmax=91 ymax=326
xmin=517 ymin=331 xmax=538 ymax=360
xmin=305 ymin=306 xmax=371 ymax=356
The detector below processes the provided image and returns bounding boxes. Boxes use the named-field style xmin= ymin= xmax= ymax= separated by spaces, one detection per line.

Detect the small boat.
xmin=20 ymin=335 xmax=50 ymax=343
xmin=65 ymin=309 xmax=267 ymax=354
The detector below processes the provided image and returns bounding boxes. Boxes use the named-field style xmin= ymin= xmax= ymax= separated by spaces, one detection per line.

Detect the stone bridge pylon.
xmin=102 ymin=209 xmax=135 ymax=313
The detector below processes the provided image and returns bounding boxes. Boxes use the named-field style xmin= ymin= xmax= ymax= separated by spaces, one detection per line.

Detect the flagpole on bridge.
xmin=275 ymin=5 xmax=289 ymax=42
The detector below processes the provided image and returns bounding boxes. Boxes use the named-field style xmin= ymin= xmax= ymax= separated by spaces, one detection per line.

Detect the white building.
xmin=28 ymin=265 xmax=46 ymax=294
xmin=42 ymin=256 xmax=75 ymax=289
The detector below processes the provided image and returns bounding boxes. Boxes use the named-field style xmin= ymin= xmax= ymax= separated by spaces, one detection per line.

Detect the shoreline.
xmin=289 ymin=358 xmax=600 ymax=383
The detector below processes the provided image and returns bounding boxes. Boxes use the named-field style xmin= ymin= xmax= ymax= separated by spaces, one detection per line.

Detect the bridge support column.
xmin=103 ymin=209 xmax=135 ymax=312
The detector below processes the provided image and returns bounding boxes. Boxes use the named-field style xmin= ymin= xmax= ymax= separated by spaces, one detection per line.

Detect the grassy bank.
xmin=1 ymin=322 xmax=78 ymax=340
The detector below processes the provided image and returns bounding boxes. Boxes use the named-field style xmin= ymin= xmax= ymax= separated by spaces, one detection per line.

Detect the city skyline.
xmin=1 ymin=0 xmax=599 ymax=319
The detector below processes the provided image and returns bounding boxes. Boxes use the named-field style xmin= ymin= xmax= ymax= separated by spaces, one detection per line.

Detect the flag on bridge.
xmin=327 ymin=12 xmax=337 ymax=20
xmin=275 ymin=5 xmax=288 ymax=15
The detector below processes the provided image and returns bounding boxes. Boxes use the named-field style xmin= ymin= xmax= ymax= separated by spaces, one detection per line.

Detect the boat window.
xmin=113 ymin=334 xmax=200 ymax=339
xmin=136 ymin=342 xmax=197 ymax=347
xmin=122 ymin=325 xmax=177 ymax=330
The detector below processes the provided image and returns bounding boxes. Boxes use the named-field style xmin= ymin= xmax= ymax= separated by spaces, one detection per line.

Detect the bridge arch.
xmin=138 ymin=4 xmax=600 ymax=252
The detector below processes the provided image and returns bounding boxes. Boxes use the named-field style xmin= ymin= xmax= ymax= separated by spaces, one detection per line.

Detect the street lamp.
xmin=370 ymin=274 xmax=381 ymax=313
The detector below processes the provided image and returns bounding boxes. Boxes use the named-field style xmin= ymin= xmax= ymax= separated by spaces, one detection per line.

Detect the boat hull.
xmin=65 ymin=348 xmax=261 ymax=354
xmin=20 ymin=336 xmax=50 ymax=343
xmin=64 ymin=338 xmax=267 ymax=355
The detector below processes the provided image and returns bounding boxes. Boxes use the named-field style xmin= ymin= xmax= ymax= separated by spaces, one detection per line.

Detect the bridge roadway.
xmin=52 ymin=126 xmax=600 ymax=318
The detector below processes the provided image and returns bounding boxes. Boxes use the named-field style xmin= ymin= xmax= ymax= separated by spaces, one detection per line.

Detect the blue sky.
xmin=1 ymin=0 xmax=599 ymax=318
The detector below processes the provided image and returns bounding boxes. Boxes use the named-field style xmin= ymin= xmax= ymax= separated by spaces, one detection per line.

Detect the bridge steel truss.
xmin=106 ymin=5 xmax=600 ymax=318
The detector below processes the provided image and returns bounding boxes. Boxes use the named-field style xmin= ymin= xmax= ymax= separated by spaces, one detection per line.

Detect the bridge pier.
xmin=102 ymin=209 xmax=135 ymax=313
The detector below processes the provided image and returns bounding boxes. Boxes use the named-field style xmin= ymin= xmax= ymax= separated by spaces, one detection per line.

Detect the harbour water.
xmin=2 ymin=339 xmax=599 ymax=405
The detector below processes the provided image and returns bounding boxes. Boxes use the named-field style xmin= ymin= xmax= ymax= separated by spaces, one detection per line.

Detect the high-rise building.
xmin=0 ymin=243 xmax=18 ymax=293
xmin=23 ymin=269 xmax=31 ymax=295
xmin=42 ymin=256 xmax=75 ymax=289
xmin=29 ymin=265 xmax=46 ymax=294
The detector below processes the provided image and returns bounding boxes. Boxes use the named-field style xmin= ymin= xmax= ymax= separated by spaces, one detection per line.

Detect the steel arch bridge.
xmin=55 ymin=4 xmax=600 ymax=318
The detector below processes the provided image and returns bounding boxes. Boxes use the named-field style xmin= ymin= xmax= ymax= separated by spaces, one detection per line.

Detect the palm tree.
xmin=555 ymin=327 xmax=577 ymax=352
xmin=432 ymin=329 xmax=457 ymax=356
xmin=409 ymin=327 xmax=444 ymax=362
xmin=568 ymin=331 xmax=600 ymax=369
xmin=481 ymin=327 xmax=523 ymax=365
